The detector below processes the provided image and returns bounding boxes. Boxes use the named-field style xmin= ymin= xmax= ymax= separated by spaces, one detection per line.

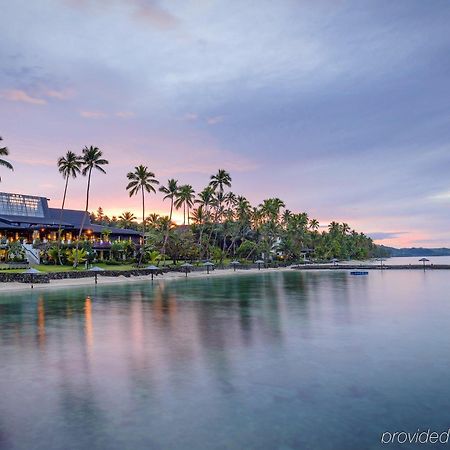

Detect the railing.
xmin=22 ymin=243 xmax=40 ymax=264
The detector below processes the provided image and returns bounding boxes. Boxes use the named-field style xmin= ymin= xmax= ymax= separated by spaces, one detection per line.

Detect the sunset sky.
xmin=1 ymin=0 xmax=450 ymax=247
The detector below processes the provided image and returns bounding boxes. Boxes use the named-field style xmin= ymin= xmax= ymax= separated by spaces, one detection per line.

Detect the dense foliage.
xmin=89 ymin=169 xmax=379 ymax=263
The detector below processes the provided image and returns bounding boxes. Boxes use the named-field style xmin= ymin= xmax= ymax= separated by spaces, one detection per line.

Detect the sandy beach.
xmin=0 ymin=266 xmax=294 ymax=293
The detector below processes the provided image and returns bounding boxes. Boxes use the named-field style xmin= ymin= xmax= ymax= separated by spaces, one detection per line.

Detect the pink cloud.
xmin=45 ymin=88 xmax=75 ymax=100
xmin=80 ymin=110 xmax=107 ymax=119
xmin=1 ymin=89 xmax=46 ymax=105
xmin=132 ymin=1 xmax=178 ymax=29
xmin=64 ymin=0 xmax=178 ymax=30
xmin=115 ymin=111 xmax=135 ymax=118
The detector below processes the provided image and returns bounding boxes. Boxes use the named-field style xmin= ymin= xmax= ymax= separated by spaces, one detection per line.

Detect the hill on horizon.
xmin=378 ymin=246 xmax=450 ymax=257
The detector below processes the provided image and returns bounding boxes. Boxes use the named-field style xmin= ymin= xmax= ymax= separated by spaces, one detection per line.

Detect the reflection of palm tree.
xmin=126 ymin=165 xmax=159 ymax=266
xmin=56 ymin=151 xmax=82 ymax=264
xmin=0 ymin=136 xmax=13 ymax=181
xmin=74 ymin=146 xmax=109 ymax=266
xmin=175 ymin=184 xmax=195 ymax=225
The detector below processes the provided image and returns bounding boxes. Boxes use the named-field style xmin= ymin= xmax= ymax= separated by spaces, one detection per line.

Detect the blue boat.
xmin=350 ymin=271 xmax=369 ymax=275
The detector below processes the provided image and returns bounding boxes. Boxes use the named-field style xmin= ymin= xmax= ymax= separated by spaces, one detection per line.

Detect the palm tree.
xmin=309 ymin=218 xmax=320 ymax=232
xmin=159 ymin=179 xmax=178 ymax=221
xmin=209 ymin=169 xmax=232 ymax=222
xmin=175 ymin=184 xmax=195 ymax=225
xmin=119 ymin=211 xmax=137 ymax=228
xmin=56 ymin=151 xmax=82 ymax=264
xmin=126 ymin=165 xmax=159 ymax=266
xmin=195 ymin=186 xmax=215 ymax=220
xmin=0 ymin=136 xmax=13 ymax=181
xmin=74 ymin=146 xmax=109 ymax=266
xmin=209 ymin=169 xmax=232 ymax=193
xmin=159 ymin=179 xmax=179 ymax=258
xmin=146 ymin=213 xmax=160 ymax=229
xmin=190 ymin=206 xmax=206 ymax=225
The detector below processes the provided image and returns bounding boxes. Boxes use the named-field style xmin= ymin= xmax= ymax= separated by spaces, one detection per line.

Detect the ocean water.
xmin=345 ymin=255 xmax=450 ymax=266
xmin=0 ymin=270 xmax=449 ymax=450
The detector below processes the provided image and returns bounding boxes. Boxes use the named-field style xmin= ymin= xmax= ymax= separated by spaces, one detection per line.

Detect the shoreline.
xmin=1 ymin=263 xmax=449 ymax=294
xmin=0 ymin=267 xmax=293 ymax=293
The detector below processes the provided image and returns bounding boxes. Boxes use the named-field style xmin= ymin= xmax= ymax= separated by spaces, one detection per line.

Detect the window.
xmin=0 ymin=193 xmax=45 ymax=217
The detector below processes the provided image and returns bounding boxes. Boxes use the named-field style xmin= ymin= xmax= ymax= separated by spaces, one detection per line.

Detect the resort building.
xmin=0 ymin=192 xmax=140 ymax=261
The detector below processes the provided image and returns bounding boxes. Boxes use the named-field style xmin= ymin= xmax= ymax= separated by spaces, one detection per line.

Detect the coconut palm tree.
xmin=192 ymin=206 xmax=209 ymax=226
xmin=209 ymin=169 xmax=232 ymax=194
xmin=158 ymin=179 xmax=179 ymax=258
xmin=74 ymin=146 xmax=109 ymax=266
xmin=146 ymin=213 xmax=160 ymax=229
xmin=309 ymin=218 xmax=319 ymax=232
xmin=195 ymin=186 xmax=215 ymax=220
xmin=0 ymin=136 xmax=13 ymax=181
xmin=209 ymin=169 xmax=231 ymax=222
xmin=119 ymin=211 xmax=137 ymax=228
xmin=175 ymin=184 xmax=195 ymax=225
xmin=159 ymin=179 xmax=178 ymax=221
xmin=126 ymin=165 xmax=159 ymax=266
xmin=56 ymin=151 xmax=82 ymax=264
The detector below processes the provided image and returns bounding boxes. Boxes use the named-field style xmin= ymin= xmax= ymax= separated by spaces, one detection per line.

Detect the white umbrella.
xmin=202 ymin=261 xmax=215 ymax=274
xmin=25 ymin=267 xmax=42 ymax=289
xmin=89 ymin=266 xmax=105 ymax=284
xmin=180 ymin=262 xmax=193 ymax=277
xmin=255 ymin=259 xmax=264 ymax=270
xmin=146 ymin=265 xmax=159 ymax=280
xmin=231 ymin=260 xmax=240 ymax=271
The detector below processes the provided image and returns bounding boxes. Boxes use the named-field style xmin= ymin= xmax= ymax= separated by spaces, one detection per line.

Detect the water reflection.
xmin=1 ymin=271 xmax=450 ymax=450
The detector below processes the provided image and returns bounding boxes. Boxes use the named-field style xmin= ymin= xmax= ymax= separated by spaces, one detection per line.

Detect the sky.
xmin=1 ymin=0 xmax=450 ymax=248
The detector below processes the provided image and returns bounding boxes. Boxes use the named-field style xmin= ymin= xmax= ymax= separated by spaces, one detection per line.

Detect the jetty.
xmin=292 ymin=264 xmax=450 ymax=270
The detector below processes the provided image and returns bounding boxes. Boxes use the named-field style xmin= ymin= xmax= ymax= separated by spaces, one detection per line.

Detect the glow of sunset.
xmin=2 ymin=1 xmax=450 ymax=248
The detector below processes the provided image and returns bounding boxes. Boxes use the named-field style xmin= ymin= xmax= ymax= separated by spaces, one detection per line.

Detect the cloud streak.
xmin=1 ymin=89 xmax=46 ymax=105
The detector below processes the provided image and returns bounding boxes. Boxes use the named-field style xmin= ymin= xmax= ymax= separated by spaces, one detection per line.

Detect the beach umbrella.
xmin=376 ymin=258 xmax=386 ymax=268
xmin=89 ymin=266 xmax=105 ymax=284
xmin=419 ymin=258 xmax=429 ymax=269
xmin=202 ymin=261 xmax=215 ymax=274
xmin=331 ymin=258 xmax=339 ymax=266
xmin=25 ymin=267 xmax=42 ymax=289
xmin=180 ymin=262 xmax=193 ymax=277
xmin=255 ymin=259 xmax=265 ymax=270
xmin=231 ymin=260 xmax=240 ymax=271
xmin=146 ymin=265 xmax=159 ymax=281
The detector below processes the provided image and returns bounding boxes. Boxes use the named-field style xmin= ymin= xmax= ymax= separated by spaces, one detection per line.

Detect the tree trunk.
xmin=74 ymin=168 xmax=92 ymax=267
xmin=57 ymin=176 xmax=69 ymax=265
xmin=138 ymin=186 xmax=145 ymax=267
xmin=161 ymin=197 xmax=173 ymax=259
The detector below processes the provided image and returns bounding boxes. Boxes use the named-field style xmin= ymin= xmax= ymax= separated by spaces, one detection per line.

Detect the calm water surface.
xmin=0 ymin=271 xmax=449 ymax=450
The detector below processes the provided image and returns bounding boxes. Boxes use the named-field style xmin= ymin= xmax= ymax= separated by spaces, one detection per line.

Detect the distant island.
xmin=378 ymin=246 xmax=450 ymax=257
